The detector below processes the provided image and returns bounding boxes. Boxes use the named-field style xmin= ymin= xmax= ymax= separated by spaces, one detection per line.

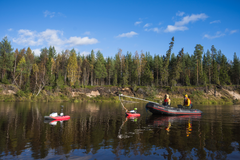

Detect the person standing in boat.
xmin=163 ymin=94 xmax=171 ymax=106
xmin=183 ymin=94 xmax=192 ymax=109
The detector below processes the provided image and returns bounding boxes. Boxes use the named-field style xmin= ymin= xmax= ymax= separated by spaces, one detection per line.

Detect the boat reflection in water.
xmin=146 ymin=114 xmax=201 ymax=136
xmin=44 ymin=119 xmax=70 ymax=126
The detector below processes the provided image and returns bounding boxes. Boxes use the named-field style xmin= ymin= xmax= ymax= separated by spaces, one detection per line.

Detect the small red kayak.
xmin=44 ymin=115 xmax=70 ymax=120
xmin=125 ymin=112 xmax=140 ymax=117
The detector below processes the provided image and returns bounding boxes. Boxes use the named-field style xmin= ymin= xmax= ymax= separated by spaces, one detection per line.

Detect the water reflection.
xmin=147 ymin=115 xmax=201 ymax=136
xmin=0 ymin=103 xmax=240 ymax=159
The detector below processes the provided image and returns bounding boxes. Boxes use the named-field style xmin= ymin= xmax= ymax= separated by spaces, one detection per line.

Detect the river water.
xmin=0 ymin=102 xmax=240 ymax=160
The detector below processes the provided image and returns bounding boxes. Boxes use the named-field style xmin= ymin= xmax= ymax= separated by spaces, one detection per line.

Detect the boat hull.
xmin=146 ymin=102 xmax=202 ymax=115
xmin=44 ymin=115 xmax=70 ymax=120
xmin=125 ymin=112 xmax=141 ymax=117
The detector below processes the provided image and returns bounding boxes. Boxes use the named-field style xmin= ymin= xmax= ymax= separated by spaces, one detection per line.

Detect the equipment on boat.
xmin=44 ymin=105 xmax=71 ymax=120
xmin=145 ymin=102 xmax=202 ymax=115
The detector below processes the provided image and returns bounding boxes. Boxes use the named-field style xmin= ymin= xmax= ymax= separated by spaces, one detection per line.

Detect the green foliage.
xmin=0 ymin=36 xmax=239 ymax=101
xmin=44 ymin=86 xmax=52 ymax=92
xmin=94 ymin=51 xmax=107 ymax=85
xmin=16 ymin=90 xmax=26 ymax=97
xmin=74 ymin=81 xmax=80 ymax=88
xmin=0 ymin=36 xmax=14 ymax=82
xmin=1 ymin=74 xmax=9 ymax=84
xmin=56 ymin=74 xmax=65 ymax=89
xmin=185 ymin=75 xmax=191 ymax=86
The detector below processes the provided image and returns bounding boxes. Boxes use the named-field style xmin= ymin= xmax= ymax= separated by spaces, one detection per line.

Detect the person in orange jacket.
xmin=183 ymin=94 xmax=193 ymax=109
xmin=163 ymin=94 xmax=171 ymax=106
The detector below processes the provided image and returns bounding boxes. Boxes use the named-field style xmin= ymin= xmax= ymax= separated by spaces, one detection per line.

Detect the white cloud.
xmin=134 ymin=21 xmax=142 ymax=25
xmin=116 ymin=31 xmax=138 ymax=38
xmin=230 ymin=30 xmax=238 ymax=34
xmin=175 ymin=13 xmax=208 ymax=26
xmin=67 ymin=36 xmax=98 ymax=46
xmin=164 ymin=25 xmax=188 ymax=32
xmin=143 ymin=23 xmax=152 ymax=28
xmin=12 ymin=29 xmax=99 ymax=53
xmin=32 ymin=49 xmax=41 ymax=56
xmin=44 ymin=10 xmax=55 ymax=18
xmin=19 ymin=29 xmax=35 ymax=36
xmin=145 ymin=27 xmax=162 ymax=33
xmin=176 ymin=11 xmax=185 ymax=16
xmin=83 ymin=31 xmax=91 ymax=35
xmin=164 ymin=13 xmax=208 ymax=33
xmin=203 ymin=31 xmax=225 ymax=39
xmin=158 ymin=22 xmax=162 ymax=25
xmin=210 ymin=20 xmax=221 ymax=24
xmin=8 ymin=28 xmax=13 ymax=31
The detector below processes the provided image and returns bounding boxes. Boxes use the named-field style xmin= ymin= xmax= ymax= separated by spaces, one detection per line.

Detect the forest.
xmin=0 ymin=36 xmax=240 ymax=96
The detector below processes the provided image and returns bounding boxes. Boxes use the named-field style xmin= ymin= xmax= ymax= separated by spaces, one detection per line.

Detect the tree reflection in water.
xmin=0 ymin=102 xmax=240 ymax=159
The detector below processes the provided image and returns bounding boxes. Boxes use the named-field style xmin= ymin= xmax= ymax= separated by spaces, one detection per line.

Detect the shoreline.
xmin=0 ymin=84 xmax=239 ymax=105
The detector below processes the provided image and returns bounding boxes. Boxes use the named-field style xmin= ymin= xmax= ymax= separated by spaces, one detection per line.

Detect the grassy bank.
xmin=0 ymin=84 xmax=239 ymax=105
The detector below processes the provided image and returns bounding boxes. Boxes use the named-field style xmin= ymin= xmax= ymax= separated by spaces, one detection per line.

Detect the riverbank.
xmin=0 ymin=84 xmax=239 ymax=105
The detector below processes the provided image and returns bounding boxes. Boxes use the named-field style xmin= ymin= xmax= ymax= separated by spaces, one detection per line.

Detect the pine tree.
xmin=154 ymin=55 xmax=160 ymax=86
xmin=106 ymin=57 xmax=114 ymax=85
xmin=90 ymin=50 xmax=95 ymax=86
xmin=160 ymin=37 xmax=174 ymax=86
xmin=204 ymin=49 xmax=212 ymax=84
xmin=122 ymin=56 xmax=129 ymax=86
xmin=131 ymin=54 xmax=138 ymax=85
xmin=193 ymin=44 xmax=203 ymax=85
xmin=140 ymin=52 xmax=147 ymax=85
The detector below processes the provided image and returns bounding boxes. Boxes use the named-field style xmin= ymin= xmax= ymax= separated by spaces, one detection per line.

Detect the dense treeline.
xmin=0 ymin=36 xmax=240 ymax=95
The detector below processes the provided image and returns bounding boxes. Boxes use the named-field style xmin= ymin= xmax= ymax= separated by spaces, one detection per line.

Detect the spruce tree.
xmin=94 ymin=51 xmax=107 ymax=85
xmin=170 ymin=48 xmax=183 ymax=87
xmin=0 ymin=36 xmax=14 ymax=82
xmin=219 ymin=54 xmax=230 ymax=85
xmin=232 ymin=52 xmax=240 ymax=85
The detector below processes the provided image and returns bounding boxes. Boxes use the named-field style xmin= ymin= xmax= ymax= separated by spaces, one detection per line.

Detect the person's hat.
xmin=184 ymin=94 xmax=188 ymax=98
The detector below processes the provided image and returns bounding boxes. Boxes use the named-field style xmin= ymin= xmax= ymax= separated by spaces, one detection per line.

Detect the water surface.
xmin=0 ymin=102 xmax=240 ymax=159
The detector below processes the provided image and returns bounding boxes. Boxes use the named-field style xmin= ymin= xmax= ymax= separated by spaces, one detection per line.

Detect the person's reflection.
xmin=186 ymin=119 xmax=192 ymax=137
xmin=165 ymin=121 xmax=171 ymax=134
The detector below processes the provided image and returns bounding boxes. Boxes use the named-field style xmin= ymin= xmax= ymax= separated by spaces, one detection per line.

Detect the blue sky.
xmin=0 ymin=0 xmax=239 ymax=60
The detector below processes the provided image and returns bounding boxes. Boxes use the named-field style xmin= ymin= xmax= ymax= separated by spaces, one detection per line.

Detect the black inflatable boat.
xmin=146 ymin=102 xmax=202 ymax=115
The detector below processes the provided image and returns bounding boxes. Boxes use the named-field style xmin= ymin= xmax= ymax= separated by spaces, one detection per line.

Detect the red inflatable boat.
xmin=125 ymin=112 xmax=140 ymax=117
xmin=44 ymin=115 xmax=70 ymax=120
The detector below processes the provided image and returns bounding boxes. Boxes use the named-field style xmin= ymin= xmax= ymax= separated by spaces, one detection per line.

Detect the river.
xmin=0 ymin=102 xmax=240 ymax=159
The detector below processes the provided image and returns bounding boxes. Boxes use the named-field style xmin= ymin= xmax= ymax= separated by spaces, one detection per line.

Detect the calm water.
xmin=0 ymin=102 xmax=240 ymax=160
